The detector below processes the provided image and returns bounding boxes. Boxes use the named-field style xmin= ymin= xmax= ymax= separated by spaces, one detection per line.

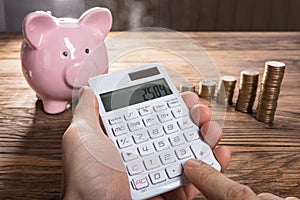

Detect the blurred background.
xmin=0 ymin=0 xmax=299 ymax=32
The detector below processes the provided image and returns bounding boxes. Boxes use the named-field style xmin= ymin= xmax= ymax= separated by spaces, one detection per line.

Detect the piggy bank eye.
xmin=62 ymin=51 xmax=68 ymax=57
xmin=85 ymin=48 xmax=90 ymax=54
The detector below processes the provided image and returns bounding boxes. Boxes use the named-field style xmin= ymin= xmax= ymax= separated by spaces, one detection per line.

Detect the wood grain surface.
xmin=0 ymin=32 xmax=299 ymax=199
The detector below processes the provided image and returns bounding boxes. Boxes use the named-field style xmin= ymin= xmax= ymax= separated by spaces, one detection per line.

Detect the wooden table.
xmin=0 ymin=32 xmax=299 ymax=199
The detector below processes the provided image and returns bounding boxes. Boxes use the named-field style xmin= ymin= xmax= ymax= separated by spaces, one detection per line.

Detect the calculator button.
xmin=127 ymin=161 xmax=144 ymax=175
xmin=159 ymin=150 xmax=176 ymax=165
xmin=132 ymin=175 xmax=149 ymax=190
xmin=163 ymin=122 xmax=179 ymax=135
xmin=143 ymin=116 xmax=159 ymax=127
xmin=143 ymin=155 xmax=160 ymax=170
xmin=124 ymin=111 xmax=138 ymax=121
xmin=121 ymin=149 xmax=139 ymax=162
xmin=183 ymin=130 xmax=199 ymax=142
xmin=166 ymin=163 xmax=182 ymax=178
xmin=108 ymin=116 xmax=123 ymax=125
xmin=149 ymin=170 xmax=167 ymax=185
xmin=153 ymin=104 xmax=167 ymax=112
xmin=132 ymin=131 xmax=149 ymax=144
xmin=167 ymin=100 xmax=180 ymax=108
xmin=148 ymin=126 xmax=164 ymax=139
xmin=112 ymin=124 xmax=128 ymax=136
xmin=171 ymin=108 xmax=185 ymax=119
xmin=138 ymin=143 xmax=155 ymax=156
xmin=190 ymin=141 xmax=211 ymax=159
xmin=177 ymin=118 xmax=193 ymax=130
xmin=117 ymin=136 xmax=133 ymax=149
xmin=169 ymin=134 xmax=185 ymax=146
xmin=175 ymin=146 xmax=192 ymax=160
xmin=139 ymin=107 xmax=151 ymax=116
xmin=127 ymin=119 xmax=144 ymax=132
xmin=153 ymin=139 xmax=170 ymax=152
xmin=157 ymin=111 xmax=173 ymax=122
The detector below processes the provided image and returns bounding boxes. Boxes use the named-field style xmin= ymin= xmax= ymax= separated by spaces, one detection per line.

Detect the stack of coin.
xmin=216 ymin=76 xmax=237 ymax=105
xmin=256 ymin=61 xmax=285 ymax=123
xmin=180 ymin=82 xmax=195 ymax=93
xmin=199 ymin=80 xmax=216 ymax=99
xmin=236 ymin=70 xmax=259 ymax=113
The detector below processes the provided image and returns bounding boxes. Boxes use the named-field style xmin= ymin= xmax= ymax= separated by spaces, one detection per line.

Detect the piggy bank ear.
xmin=79 ymin=7 xmax=112 ymax=40
xmin=23 ymin=11 xmax=57 ymax=49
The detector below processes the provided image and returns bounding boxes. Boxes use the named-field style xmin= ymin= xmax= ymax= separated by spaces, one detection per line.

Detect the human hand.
xmin=184 ymin=159 xmax=299 ymax=200
xmin=62 ymin=86 xmax=231 ymax=200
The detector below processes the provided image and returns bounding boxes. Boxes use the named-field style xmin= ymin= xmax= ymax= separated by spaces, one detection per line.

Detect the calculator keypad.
xmin=106 ymin=97 xmax=220 ymax=193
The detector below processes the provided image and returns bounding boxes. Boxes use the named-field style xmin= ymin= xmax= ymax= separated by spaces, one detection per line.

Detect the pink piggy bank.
xmin=21 ymin=7 xmax=112 ymax=114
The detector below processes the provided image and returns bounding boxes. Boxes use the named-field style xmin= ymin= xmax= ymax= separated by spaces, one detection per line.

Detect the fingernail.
xmin=79 ymin=86 xmax=88 ymax=98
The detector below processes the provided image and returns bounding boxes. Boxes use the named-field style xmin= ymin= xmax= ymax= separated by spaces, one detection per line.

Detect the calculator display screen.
xmin=100 ymin=78 xmax=173 ymax=112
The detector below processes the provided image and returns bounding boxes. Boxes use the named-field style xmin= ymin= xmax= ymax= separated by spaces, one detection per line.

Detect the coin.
xmin=216 ymin=76 xmax=237 ymax=105
xmin=199 ymin=80 xmax=216 ymax=99
xmin=180 ymin=82 xmax=195 ymax=93
xmin=236 ymin=70 xmax=259 ymax=113
xmin=256 ymin=112 xmax=274 ymax=123
xmin=256 ymin=61 xmax=285 ymax=123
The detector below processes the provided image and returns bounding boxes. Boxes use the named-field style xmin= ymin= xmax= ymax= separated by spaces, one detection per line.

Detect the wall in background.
xmin=0 ymin=0 xmax=5 ymax=32
xmin=0 ymin=0 xmax=299 ymax=32
xmin=0 ymin=0 xmax=85 ymax=32
xmin=86 ymin=0 xmax=300 ymax=31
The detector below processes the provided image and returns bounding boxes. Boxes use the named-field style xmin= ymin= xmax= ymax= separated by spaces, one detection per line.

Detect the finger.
xmin=181 ymin=92 xmax=199 ymax=110
xmin=200 ymin=121 xmax=222 ymax=148
xmin=147 ymin=197 xmax=164 ymax=200
xmin=190 ymin=104 xmax=212 ymax=126
xmin=63 ymin=86 xmax=126 ymax=172
xmin=184 ymin=159 xmax=259 ymax=200
xmin=258 ymin=193 xmax=284 ymax=200
xmin=162 ymin=187 xmax=188 ymax=200
xmin=63 ymin=86 xmax=103 ymax=156
xmin=72 ymin=86 xmax=102 ymax=135
xmin=213 ymin=146 xmax=231 ymax=172
xmin=161 ymin=183 xmax=199 ymax=200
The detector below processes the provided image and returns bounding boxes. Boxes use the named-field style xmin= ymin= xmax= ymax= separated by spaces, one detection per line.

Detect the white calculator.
xmin=89 ymin=63 xmax=220 ymax=200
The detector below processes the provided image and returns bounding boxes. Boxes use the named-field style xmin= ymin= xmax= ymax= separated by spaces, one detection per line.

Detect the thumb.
xmin=69 ymin=86 xmax=126 ymax=172
xmin=73 ymin=86 xmax=101 ymax=132
xmin=184 ymin=159 xmax=259 ymax=200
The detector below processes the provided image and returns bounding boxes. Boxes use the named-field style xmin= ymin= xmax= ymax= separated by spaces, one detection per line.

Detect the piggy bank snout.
xmin=64 ymin=62 xmax=82 ymax=89
xmin=64 ymin=61 xmax=100 ymax=89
